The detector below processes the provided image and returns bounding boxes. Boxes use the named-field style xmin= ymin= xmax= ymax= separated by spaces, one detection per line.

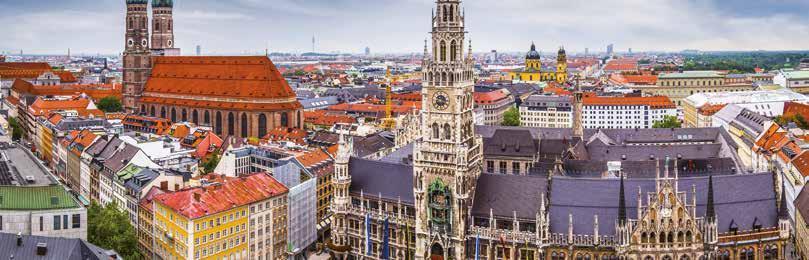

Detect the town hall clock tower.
xmin=413 ymin=0 xmax=482 ymax=259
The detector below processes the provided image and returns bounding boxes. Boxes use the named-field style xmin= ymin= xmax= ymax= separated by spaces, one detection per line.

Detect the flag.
xmin=381 ymin=217 xmax=390 ymax=260
xmin=474 ymin=235 xmax=480 ymax=260
xmin=365 ymin=213 xmax=372 ymax=256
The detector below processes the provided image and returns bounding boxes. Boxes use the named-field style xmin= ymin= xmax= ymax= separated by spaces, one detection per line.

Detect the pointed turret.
xmin=706 ymin=174 xmax=716 ymax=221
xmin=618 ymin=172 xmax=627 ymax=224
xmin=778 ymin=186 xmax=789 ymax=220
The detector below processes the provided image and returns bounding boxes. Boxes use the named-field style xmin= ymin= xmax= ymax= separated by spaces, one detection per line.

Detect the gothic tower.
xmin=331 ymin=134 xmax=353 ymax=249
xmin=413 ymin=0 xmax=482 ymax=259
xmin=556 ymin=47 xmax=568 ymax=83
xmin=123 ymin=0 xmax=151 ymax=113
xmin=151 ymin=0 xmax=175 ymax=50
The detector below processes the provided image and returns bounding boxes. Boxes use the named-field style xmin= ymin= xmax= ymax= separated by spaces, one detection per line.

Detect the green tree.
xmin=202 ymin=153 xmax=220 ymax=174
xmin=653 ymin=115 xmax=682 ymax=128
xmin=7 ymin=117 xmax=23 ymax=141
xmin=87 ymin=201 xmax=142 ymax=259
xmin=502 ymin=107 xmax=521 ymax=126
xmin=96 ymin=96 xmax=123 ymax=113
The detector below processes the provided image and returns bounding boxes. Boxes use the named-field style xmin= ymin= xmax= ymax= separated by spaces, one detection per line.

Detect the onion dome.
xmin=526 ymin=42 xmax=541 ymax=60
xmin=126 ymin=0 xmax=148 ymax=4
xmin=152 ymin=0 xmax=173 ymax=7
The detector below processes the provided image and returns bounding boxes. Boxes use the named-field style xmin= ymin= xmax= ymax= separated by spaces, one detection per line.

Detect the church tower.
xmin=151 ymin=0 xmax=175 ymax=50
xmin=556 ymin=47 xmax=568 ymax=83
xmin=413 ymin=0 xmax=482 ymax=259
xmin=123 ymin=0 xmax=151 ymax=113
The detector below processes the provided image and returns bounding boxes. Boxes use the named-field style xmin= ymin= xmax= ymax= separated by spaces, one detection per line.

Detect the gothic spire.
xmin=618 ymin=172 xmax=627 ymax=224
xmin=778 ymin=185 xmax=790 ymax=220
xmin=706 ymin=174 xmax=716 ymax=221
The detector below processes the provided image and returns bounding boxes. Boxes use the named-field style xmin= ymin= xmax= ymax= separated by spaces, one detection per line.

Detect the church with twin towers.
xmin=327 ymin=0 xmax=789 ymax=260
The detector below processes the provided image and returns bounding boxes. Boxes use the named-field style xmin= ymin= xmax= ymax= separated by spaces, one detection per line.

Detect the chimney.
xmin=36 ymin=242 xmax=47 ymax=256
xmin=160 ymin=181 xmax=168 ymax=191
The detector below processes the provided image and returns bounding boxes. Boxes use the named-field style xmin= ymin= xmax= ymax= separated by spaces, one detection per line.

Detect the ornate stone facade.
xmin=122 ymin=0 xmax=152 ymax=112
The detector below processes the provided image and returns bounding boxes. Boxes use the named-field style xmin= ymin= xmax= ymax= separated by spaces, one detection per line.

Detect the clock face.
xmin=433 ymin=91 xmax=449 ymax=110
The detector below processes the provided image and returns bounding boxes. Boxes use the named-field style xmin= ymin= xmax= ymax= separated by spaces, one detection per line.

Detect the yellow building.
xmin=508 ymin=43 xmax=567 ymax=84
xmin=151 ymin=173 xmax=289 ymax=260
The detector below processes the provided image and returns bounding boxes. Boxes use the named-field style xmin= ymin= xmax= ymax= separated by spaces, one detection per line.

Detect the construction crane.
xmin=380 ymin=67 xmax=397 ymax=129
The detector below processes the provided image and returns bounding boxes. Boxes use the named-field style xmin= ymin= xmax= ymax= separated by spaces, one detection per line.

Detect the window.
xmin=54 ymin=215 xmax=61 ymax=230
xmin=513 ymin=162 xmax=521 ymax=174
xmin=39 ymin=216 xmax=43 ymax=231
xmin=72 ymin=214 xmax=80 ymax=229
xmin=499 ymin=162 xmax=507 ymax=174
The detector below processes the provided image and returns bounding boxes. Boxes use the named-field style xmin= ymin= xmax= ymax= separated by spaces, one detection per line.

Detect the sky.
xmin=1 ymin=0 xmax=808 ymax=55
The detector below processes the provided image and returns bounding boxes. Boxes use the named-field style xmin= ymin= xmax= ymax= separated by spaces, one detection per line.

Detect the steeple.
xmin=706 ymin=174 xmax=716 ymax=221
xmin=618 ymin=172 xmax=627 ymax=224
xmin=151 ymin=0 xmax=175 ymax=50
xmin=778 ymin=185 xmax=789 ymax=220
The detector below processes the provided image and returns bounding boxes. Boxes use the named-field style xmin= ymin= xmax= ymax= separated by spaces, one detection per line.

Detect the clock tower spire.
xmin=413 ymin=0 xmax=481 ymax=259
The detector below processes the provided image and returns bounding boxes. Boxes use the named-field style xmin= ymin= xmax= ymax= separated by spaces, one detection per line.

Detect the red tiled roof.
xmin=194 ymin=132 xmax=224 ymax=159
xmin=543 ymin=85 xmax=572 ymax=96
xmin=698 ymin=104 xmax=727 ymax=116
xmin=139 ymin=186 xmax=166 ymax=212
xmin=154 ymin=173 xmax=288 ymax=219
xmin=28 ymin=97 xmax=104 ymax=117
xmin=755 ymin=123 xmax=787 ymax=151
xmin=139 ymin=96 xmax=301 ymax=112
xmin=0 ymin=62 xmax=51 ymax=71
xmin=145 ymin=56 xmax=297 ymax=100
xmin=604 ymin=59 xmax=639 ymax=72
xmin=303 ymin=110 xmax=355 ymax=126
xmin=474 ymin=89 xmax=511 ymax=104
xmin=47 ymin=113 xmax=63 ymax=125
xmin=583 ymin=95 xmax=675 ymax=109
xmin=12 ymin=78 xmax=121 ymax=101
xmin=53 ymin=71 xmax=77 ymax=83
xmin=4 ymin=96 xmax=20 ymax=107
xmin=296 ymin=148 xmax=332 ymax=169
xmin=264 ymin=127 xmax=307 ymax=145
xmin=784 ymin=102 xmax=809 ymax=119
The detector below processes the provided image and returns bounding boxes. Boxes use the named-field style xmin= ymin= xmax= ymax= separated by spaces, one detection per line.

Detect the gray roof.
xmin=379 ymin=143 xmax=414 ymax=165
xmin=299 ymin=96 xmax=339 ymax=109
xmin=0 ymin=233 xmax=118 ymax=260
xmin=124 ymin=168 xmax=159 ymax=192
xmin=104 ymin=143 xmax=141 ymax=173
xmin=548 ymin=173 xmax=777 ymax=236
xmin=353 ymin=134 xmax=395 ymax=158
xmin=471 ymin=173 xmax=548 ymax=219
xmin=483 ymin=129 xmax=537 ymax=158
xmin=586 ymin=143 xmax=723 ymax=161
xmin=796 ymin=185 xmax=809 ymax=224
xmin=348 ymin=158 xmax=414 ymax=204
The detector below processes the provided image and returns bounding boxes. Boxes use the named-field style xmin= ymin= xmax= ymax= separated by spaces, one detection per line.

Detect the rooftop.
xmin=0 ymin=185 xmax=79 ymax=210
xmin=583 ymin=95 xmax=675 ymax=109
xmin=780 ymin=69 xmax=809 ymax=80
xmin=0 ymin=233 xmax=117 ymax=260
xmin=684 ymin=89 xmax=809 ymax=108
xmin=659 ymin=71 xmax=724 ymax=79
xmin=0 ymin=145 xmax=55 ymax=186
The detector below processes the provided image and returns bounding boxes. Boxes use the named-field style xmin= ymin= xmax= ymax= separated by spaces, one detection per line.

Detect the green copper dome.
xmin=152 ymin=0 xmax=173 ymax=7
xmin=126 ymin=0 xmax=148 ymax=5
xmin=526 ymin=42 xmax=541 ymax=60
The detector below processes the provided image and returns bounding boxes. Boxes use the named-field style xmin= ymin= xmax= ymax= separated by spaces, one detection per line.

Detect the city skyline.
xmin=1 ymin=0 xmax=809 ymax=55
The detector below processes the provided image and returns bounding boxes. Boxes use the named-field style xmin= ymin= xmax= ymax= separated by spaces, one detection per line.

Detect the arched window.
xmin=432 ymin=123 xmax=439 ymax=139
xmin=281 ymin=112 xmax=289 ymax=127
xmin=215 ymin=112 xmax=222 ymax=135
xmin=443 ymin=123 xmax=451 ymax=140
xmin=170 ymin=108 xmax=177 ymax=122
xmin=763 ymin=245 xmax=778 ymax=260
xmin=155 ymin=21 xmax=160 ymax=31
xmin=440 ymin=41 xmax=447 ymax=62
xmin=241 ymin=113 xmax=248 ymax=137
xmin=449 ymin=4 xmax=454 ymax=21
xmin=442 ymin=5 xmax=448 ymax=22
xmin=679 ymin=255 xmax=689 ymax=260
xmin=641 ymin=233 xmax=648 ymax=243
xmin=258 ymin=114 xmax=268 ymax=138
xmin=160 ymin=107 xmax=166 ymax=119
xmin=227 ymin=112 xmax=235 ymax=136
xmin=181 ymin=109 xmax=187 ymax=122
xmin=140 ymin=105 xmax=146 ymax=114
xmin=450 ymin=40 xmax=457 ymax=61
xmin=192 ymin=110 xmax=199 ymax=125
xmin=150 ymin=106 xmax=156 ymax=117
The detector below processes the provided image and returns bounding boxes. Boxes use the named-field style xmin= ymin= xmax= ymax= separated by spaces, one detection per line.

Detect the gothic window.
xmin=442 ymin=5 xmax=448 ymax=22
xmin=204 ymin=111 xmax=211 ymax=125
xmin=181 ymin=109 xmax=187 ymax=122
xmin=432 ymin=123 xmax=439 ymax=139
xmin=449 ymin=5 xmax=454 ymax=22
xmin=215 ymin=112 xmax=222 ymax=135
xmin=241 ymin=113 xmax=248 ymax=137
xmin=641 ymin=232 xmax=648 ymax=243
xmin=281 ymin=112 xmax=289 ymax=127
xmin=228 ymin=112 xmax=235 ymax=136
xmin=440 ymin=41 xmax=447 ymax=62
xmin=155 ymin=21 xmax=160 ymax=31
xmin=717 ymin=251 xmax=731 ymax=260
xmin=168 ymin=22 xmax=172 ymax=31
xmin=679 ymin=256 xmax=689 ymax=260
xmin=160 ymin=107 xmax=166 ymax=119
xmin=140 ymin=105 xmax=146 ymax=114
xmin=450 ymin=40 xmax=457 ymax=61
xmin=551 ymin=252 xmax=566 ymax=260
xmin=170 ymin=108 xmax=177 ymax=122
xmin=762 ymin=245 xmax=778 ymax=260
xmin=661 ymin=256 xmax=672 ymax=260
xmin=677 ymin=231 xmax=684 ymax=243
xmin=258 ymin=114 xmax=268 ymax=138
xmin=128 ymin=19 xmax=133 ymax=29
xmin=192 ymin=110 xmax=199 ymax=125
xmin=443 ymin=123 xmax=451 ymax=140
xmin=150 ymin=106 xmax=156 ymax=117
xmin=685 ymin=231 xmax=692 ymax=242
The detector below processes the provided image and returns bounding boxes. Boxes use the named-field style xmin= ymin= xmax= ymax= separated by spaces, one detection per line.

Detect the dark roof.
xmin=124 ymin=168 xmax=159 ymax=192
xmin=796 ymin=185 xmax=809 ymax=223
xmin=104 ymin=143 xmax=140 ymax=172
xmin=586 ymin=143 xmax=723 ymax=161
xmin=471 ymin=173 xmax=548 ymax=219
xmin=348 ymin=158 xmax=414 ymax=204
xmin=483 ymin=129 xmax=537 ymax=158
xmin=353 ymin=134 xmax=395 ymax=158
xmin=548 ymin=173 xmax=777 ymax=235
xmin=0 ymin=233 xmax=118 ymax=260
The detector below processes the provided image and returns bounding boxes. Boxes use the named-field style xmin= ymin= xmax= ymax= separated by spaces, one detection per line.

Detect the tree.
xmin=87 ymin=201 xmax=142 ymax=260
xmin=7 ymin=117 xmax=23 ymax=141
xmin=653 ymin=115 xmax=682 ymax=128
xmin=202 ymin=153 xmax=220 ymax=174
xmin=96 ymin=96 xmax=123 ymax=113
xmin=502 ymin=107 xmax=521 ymax=126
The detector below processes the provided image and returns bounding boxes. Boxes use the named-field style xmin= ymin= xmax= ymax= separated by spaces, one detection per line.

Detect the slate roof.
xmin=796 ymin=185 xmax=809 ymax=224
xmin=0 ymin=233 xmax=117 ymax=260
xmin=104 ymin=143 xmax=141 ymax=173
xmin=348 ymin=158 xmax=414 ymax=204
xmin=471 ymin=174 xmax=548 ymax=219
xmin=586 ymin=143 xmax=722 ymax=161
xmin=548 ymin=173 xmax=777 ymax=236
xmin=483 ymin=129 xmax=537 ymax=158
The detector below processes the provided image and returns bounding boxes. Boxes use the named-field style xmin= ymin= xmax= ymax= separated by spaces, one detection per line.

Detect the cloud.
xmin=1 ymin=0 xmax=808 ymax=54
